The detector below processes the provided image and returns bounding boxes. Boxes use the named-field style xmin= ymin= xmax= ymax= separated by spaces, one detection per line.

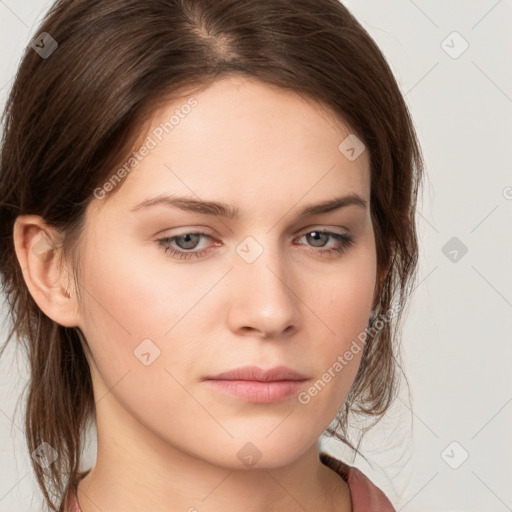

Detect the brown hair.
xmin=0 ymin=0 xmax=423 ymax=510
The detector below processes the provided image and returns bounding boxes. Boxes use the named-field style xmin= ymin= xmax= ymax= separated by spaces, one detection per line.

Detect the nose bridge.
xmin=229 ymin=232 xmax=300 ymax=336
xmin=236 ymin=231 xmax=289 ymax=284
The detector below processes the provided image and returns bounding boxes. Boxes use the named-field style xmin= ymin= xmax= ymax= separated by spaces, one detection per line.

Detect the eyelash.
xmin=157 ymin=230 xmax=355 ymax=261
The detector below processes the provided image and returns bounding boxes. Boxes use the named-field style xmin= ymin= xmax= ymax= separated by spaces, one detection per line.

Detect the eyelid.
xmin=157 ymin=225 xmax=350 ymax=241
xmin=297 ymin=224 xmax=350 ymax=234
xmin=156 ymin=225 xmax=216 ymax=236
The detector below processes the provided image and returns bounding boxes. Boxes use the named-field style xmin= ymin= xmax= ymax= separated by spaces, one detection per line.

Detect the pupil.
xmin=177 ymin=233 xmax=199 ymax=249
xmin=308 ymin=231 xmax=327 ymax=247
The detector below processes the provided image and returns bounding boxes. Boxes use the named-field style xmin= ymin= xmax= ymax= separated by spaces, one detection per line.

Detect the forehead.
xmin=93 ymin=75 xmax=371 ymax=216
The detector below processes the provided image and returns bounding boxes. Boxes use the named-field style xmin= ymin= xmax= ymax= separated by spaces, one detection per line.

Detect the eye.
xmin=157 ymin=232 xmax=215 ymax=260
xmin=157 ymin=229 xmax=355 ymax=260
xmin=295 ymin=229 xmax=355 ymax=257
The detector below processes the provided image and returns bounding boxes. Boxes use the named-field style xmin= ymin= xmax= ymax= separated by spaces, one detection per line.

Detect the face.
xmin=74 ymin=75 xmax=377 ymax=468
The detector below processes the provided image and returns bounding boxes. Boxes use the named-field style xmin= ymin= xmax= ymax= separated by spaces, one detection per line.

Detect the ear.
xmin=12 ymin=214 xmax=81 ymax=328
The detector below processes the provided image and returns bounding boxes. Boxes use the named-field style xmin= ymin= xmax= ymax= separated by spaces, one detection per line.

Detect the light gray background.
xmin=1 ymin=1 xmax=511 ymax=511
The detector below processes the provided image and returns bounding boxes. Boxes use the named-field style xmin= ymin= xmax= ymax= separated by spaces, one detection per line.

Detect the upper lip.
xmin=205 ymin=365 xmax=308 ymax=382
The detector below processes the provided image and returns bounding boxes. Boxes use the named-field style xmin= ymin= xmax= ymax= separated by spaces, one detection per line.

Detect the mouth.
xmin=203 ymin=365 xmax=309 ymax=403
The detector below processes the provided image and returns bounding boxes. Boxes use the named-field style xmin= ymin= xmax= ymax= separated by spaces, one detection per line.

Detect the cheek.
xmin=75 ymin=240 xmax=166 ymax=378
xmin=76 ymin=235 xmax=216 ymax=397
xmin=74 ymin=247 xmax=230 ymax=457
xmin=313 ymin=239 xmax=377 ymax=341
xmin=76 ymin=248 xmax=201 ymax=431
xmin=79 ymin=231 xmax=186 ymax=335
xmin=301 ymin=242 xmax=376 ymax=402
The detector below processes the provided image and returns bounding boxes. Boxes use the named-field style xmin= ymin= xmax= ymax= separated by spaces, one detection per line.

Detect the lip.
xmin=205 ymin=365 xmax=308 ymax=382
xmin=203 ymin=365 xmax=309 ymax=404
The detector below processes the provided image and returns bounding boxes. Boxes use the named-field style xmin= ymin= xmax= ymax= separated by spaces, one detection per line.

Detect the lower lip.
xmin=205 ymin=379 xmax=306 ymax=403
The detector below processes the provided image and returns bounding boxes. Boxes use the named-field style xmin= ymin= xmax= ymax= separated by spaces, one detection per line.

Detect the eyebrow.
xmin=130 ymin=193 xmax=368 ymax=219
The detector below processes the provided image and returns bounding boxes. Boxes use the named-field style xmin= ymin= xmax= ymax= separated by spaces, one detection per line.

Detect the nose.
xmin=226 ymin=237 xmax=302 ymax=339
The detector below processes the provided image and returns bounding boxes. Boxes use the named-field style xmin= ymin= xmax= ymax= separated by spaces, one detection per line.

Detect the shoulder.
xmin=59 ymin=470 xmax=90 ymax=512
xmin=319 ymin=451 xmax=396 ymax=512
xmin=61 ymin=487 xmax=81 ymax=512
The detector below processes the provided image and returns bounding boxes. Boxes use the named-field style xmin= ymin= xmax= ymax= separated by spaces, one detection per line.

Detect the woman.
xmin=0 ymin=1 xmax=423 ymax=511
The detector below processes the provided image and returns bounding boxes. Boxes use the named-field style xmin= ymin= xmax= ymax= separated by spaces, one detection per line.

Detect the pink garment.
xmin=62 ymin=453 xmax=395 ymax=512
xmin=319 ymin=451 xmax=396 ymax=511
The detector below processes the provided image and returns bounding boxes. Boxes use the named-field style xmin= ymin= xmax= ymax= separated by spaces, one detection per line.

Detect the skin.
xmin=13 ymin=74 xmax=379 ymax=512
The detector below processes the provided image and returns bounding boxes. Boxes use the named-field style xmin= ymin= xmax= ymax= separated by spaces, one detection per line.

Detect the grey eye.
xmin=173 ymin=233 xmax=202 ymax=250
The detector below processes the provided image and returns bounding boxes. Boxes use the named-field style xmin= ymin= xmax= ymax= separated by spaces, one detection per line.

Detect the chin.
xmin=202 ymin=432 xmax=316 ymax=470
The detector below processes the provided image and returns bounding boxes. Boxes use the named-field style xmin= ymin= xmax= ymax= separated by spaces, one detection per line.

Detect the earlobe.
xmin=12 ymin=215 xmax=81 ymax=328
